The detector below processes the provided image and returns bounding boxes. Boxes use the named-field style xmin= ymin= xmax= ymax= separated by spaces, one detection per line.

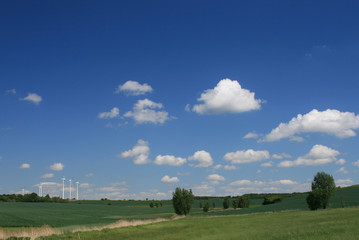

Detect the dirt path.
xmin=0 ymin=215 xmax=184 ymax=240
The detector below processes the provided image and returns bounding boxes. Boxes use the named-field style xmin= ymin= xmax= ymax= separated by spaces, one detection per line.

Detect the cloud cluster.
xmin=49 ymin=163 xmax=64 ymax=171
xmin=98 ymin=107 xmax=119 ymax=119
xmin=213 ymin=164 xmax=238 ymax=170
xmin=229 ymin=179 xmax=298 ymax=186
xmin=278 ymin=145 xmax=340 ymax=167
xmin=119 ymin=139 xmax=150 ymax=164
xmin=21 ymin=93 xmax=42 ymax=104
xmin=116 ymin=81 xmax=153 ymax=96
xmin=161 ymin=175 xmax=179 ymax=183
xmin=224 ymin=149 xmax=270 ymax=164
xmin=124 ymin=99 xmax=171 ymax=124
xmin=263 ymin=109 xmax=359 ymax=142
xmin=188 ymin=150 xmax=213 ymax=167
xmin=154 ymin=155 xmax=186 ymax=166
xmin=191 ymin=79 xmax=262 ymax=115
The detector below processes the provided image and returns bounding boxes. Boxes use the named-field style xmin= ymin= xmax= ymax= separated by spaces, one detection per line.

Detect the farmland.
xmin=1 ymin=185 xmax=359 ymax=239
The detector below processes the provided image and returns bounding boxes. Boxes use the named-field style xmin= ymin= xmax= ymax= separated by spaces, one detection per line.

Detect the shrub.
xmin=223 ymin=197 xmax=230 ymax=209
xmin=203 ymin=202 xmax=210 ymax=212
xmin=262 ymin=196 xmax=283 ymax=205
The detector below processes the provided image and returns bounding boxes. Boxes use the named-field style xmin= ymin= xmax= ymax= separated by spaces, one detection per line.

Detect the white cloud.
xmin=98 ymin=107 xmax=119 ymax=119
xmin=229 ymin=179 xmax=298 ymax=187
xmin=49 ymin=163 xmax=64 ymax=171
xmin=192 ymin=184 xmax=215 ymax=196
xmin=243 ymin=132 xmax=258 ymax=139
xmin=224 ymin=165 xmax=237 ymax=170
xmin=353 ymin=160 xmax=359 ymax=167
xmin=336 ymin=159 xmax=346 ymax=165
xmin=261 ymin=161 xmax=274 ymax=167
xmin=272 ymin=153 xmax=291 ymax=159
xmin=154 ymin=155 xmax=186 ymax=166
xmin=207 ymin=174 xmax=225 ymax=181
xmin=185 ymin=104 xmax=191 ymax=112
xmin=41 ymin=173 xmax=54 ymax=179
xmin=278 ymin=145 xmax=340 ymax=167
xmin=21 ymin=93 xmax=42 ymax=104
xmin=161 ymin=175 xmax=179 ymax=183
xmin=263 ymin=109 xmax=359 ymax=142
xmin=336 ymin=179 xmax=353 ymax=187
xmin=6 ymin=89 xmax=16 ymax=94
xmin=116 ymin=81 xmax=153 ymax=96
xmin=118 ymin=139 xmax=150 ymax=164
xmin=20 ymin=163 xmax=30 ymax=169
xmin=224 ymin=149 xmax=270 ymax=164
xmin=124 ymin=99 xmax=171 ymax=124
xmin=336 ymin=167 xmax=348 ymax=174
xmin=191 ymin=78 xmax=262 ymax=115
xmin=188 ymin=150 xmax=213 ymax=167
xmin=85 ymin=173 xmax=94 ymax=177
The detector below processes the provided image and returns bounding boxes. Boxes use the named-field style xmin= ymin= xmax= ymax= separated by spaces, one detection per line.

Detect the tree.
xmin=232 ymin=198 xmax=238 ymax=209
xmin=306 ymin=172 xmax=336 ymax=210
xmin=203 ymin=202 xmax=210 ymax=212
xmin=172 ymin=187 xmax=194 ymax=216
xmin=223 ymin=197 xmax=230 ymax=209
xmin=238 ymin=195 xmax=250 ymax=208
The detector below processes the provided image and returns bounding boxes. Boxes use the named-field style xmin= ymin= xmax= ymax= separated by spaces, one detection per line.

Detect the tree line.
xmin=0 ymin=193 xmax=69 ymax=203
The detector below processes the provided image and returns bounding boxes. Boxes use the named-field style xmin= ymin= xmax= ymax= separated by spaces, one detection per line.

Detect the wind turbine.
xmin=69 ymin=179 xmax=72 ymax=199
xmin=38 ymin=183 xmax=43 ymax=197
xmin=76 ymin=181 xmax=79 ymax=200
xmin=61 ymin=177 xmax=66 ymax=199
xmin=22 ymin=188 xmax=25 ymax=195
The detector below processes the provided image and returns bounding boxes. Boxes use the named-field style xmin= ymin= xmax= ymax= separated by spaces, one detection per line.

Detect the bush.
xmin=223 ymin=197 xmax=230 ymax=209
xmin=262 ymin=196 xmax=283 ymax=205
xmin=172 ymin=187 xmax=194 ymax=215
xmin=203 ymin=202 xmax=210 ymax=212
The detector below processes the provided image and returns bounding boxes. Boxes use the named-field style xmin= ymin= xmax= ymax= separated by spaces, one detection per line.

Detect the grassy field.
xmin=0 ymin=185 xmax=358 ymax=229
xmin=39 ymin=206 xmax=359 ymax=240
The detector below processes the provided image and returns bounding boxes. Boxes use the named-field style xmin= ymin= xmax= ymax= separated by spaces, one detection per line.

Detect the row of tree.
xmin=0 ymin=193 xmax=69 ymax=203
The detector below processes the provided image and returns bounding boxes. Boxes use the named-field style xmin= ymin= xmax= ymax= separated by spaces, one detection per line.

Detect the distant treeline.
xmin=194 ymin=193 xmax=304 ymax=201
xmin=0 ymin=193 xmax=69 ymax=203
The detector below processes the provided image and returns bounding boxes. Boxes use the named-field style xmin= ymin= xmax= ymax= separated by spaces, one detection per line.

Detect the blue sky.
xmin=1 ymin=0 xmax=359 ymax=200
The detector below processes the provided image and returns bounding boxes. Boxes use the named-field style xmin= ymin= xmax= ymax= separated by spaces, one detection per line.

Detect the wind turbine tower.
xmin=39 ymin=183 xmax=43 ymax=197
xmin=69 ymin=179 xmax=72 ymax=199
xmin=76 ymin=181 xmax=79 ymax=200
xmin=22 ymin=188 xmax=25 ymax=195
xmin=61 ymin=177 xmax=66 ymax=199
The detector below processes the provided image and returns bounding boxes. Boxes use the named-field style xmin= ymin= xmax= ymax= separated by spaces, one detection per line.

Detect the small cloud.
xmin=261 ymin=161 xmax=274 ymax=167
xmin=336 ymin=159 xmax=346 ymax=165
xmin=336 ymin=178 xmax=353 ymax=187
xmin=353 ymin=160 xmax=359 ymax=167
xmin=243 ymin=132 xmax=258 ymax=139
xmin=223 ymin=165 xmax=237 ymax=170
xmin=188 ymin=150 xmax=213 ymax=167
xmin=154 ymin=155 xmax=186 ymax=166
xmin=124 ymin=99 xmax=172 ymax=124
xmin=116 ymin=81 xmax=153 ymax=96
xmin=85 ymin=173 xmax=94 ymax=177
xmin=49 ymin=163 xmax=64 ymax=171
xmin=20 ymin=163 xmax=30 ymax=169
xmin=336 ymin=167 xmax=348 ymax=174
xmin=224 ymin=149 xmax=270 ymax=164
xmin=185 ymin=104 xmax=191 ymax=112
xmin=6 ymin=89 xmax=16 ymax=94
xmin=98 ymin=107 xmax=119 ymax=119
xmin=20 ymin=93 xmax=42 ymax=104
xmin=118 ymin=139 xmax=150 ymax=164
xmin=272 ymin=153 xmax=291 ymax=159
xmin=161 ymin=175 xmax=179 ymax=183
xmin=207 ymin=174 xmax=225 ymax=181
xmin=41 ymin=173 xmax=54 ymax=179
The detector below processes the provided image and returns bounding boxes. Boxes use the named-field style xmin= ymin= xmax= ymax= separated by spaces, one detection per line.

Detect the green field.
xmin=0 ymin=185 xmax=358 ymax=230
xmin=39 ymin=207 xmax=359 ymax=240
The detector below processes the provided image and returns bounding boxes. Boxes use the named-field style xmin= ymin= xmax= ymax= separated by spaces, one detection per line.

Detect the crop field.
xmin=39 ymin=207 xmax=359 ymax=240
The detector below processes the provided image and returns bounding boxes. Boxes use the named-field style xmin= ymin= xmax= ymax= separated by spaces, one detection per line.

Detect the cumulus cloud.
xmin=124 ymin=99 xmax=171 ymax=124
xmin=243 ymin=132 xmax=258 ymax=139
xmin=207 ymin=174 xmax=225 ymax=181
xmin=263 ymin=109 xmax=359 ymax=142
xmin=192 ymin=184 xmax=215 ymax=196
xmin=154 ymin=155 xmax=186 ymax=166
xmin=213 ymin=164 xmax=238 ymax=170
xmin=98 ymin=107 xmax=119 ymax=119
xmin=161 ymin=175 xmax=179 ymax=183
xmin=116 ymin=81 xmax=153 ymax=96
xmin=188 ymin=150 xmax=213 ymax=167
xmin=41 ymin=173 xmax=54 ymax=179
xmin=20 ymin=163 xmax=30 ymax=169
xmin=224 ymin=149 xmax=270 ymax=164
xmin=49 ymin=163 xmax=64 ymax=171
xmin=261 ymin=161 xmax=274 ymax=167
xmin=191 ymin=79 xmax=262 ymax=115
xmin=20 ymin=93 xmax=42 ymax=104
xmin=278 ymin=145 xmax=340 ymax=167
xmin=272 ymin=153 xmax=291 ymax=159
xmin=229 ymin=179 xmax=297 ymax=186
xmin=118 ymin=139 xmax=150 ymax=164
xmin=353 ymin=160 xmax=359 ymax=167
xmin=336 ymin=179 xmax=353 ymax=187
